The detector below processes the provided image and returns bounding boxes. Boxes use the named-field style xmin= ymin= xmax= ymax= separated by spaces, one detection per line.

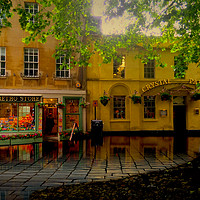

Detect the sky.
xmin=91 ymin=0 xmax=163 ymax=36
xmin=91 ymin=0 xmax=132 ymax=35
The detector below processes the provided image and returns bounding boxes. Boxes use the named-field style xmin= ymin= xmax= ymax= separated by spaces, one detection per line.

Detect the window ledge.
xmin=20 ymin=73 xmax=41 ymax=80
xmin=110 ymin=120 xmax=130 ymax=123
xmin=53 ymin=77 xmax=72 ymax=81
xmin=143 ymin=119 xmax=158 ymax=122
xmin=0 ymin=73 xmax=8 ymax=79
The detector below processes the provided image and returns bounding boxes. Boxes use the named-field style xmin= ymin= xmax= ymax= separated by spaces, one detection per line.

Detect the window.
xmin=25 ymin=2 xmax=39 ymax=23
xmin=113 ymin=96 xmax=125 ymax=119
xmin=174 ymin=56 xmax=186 ymax=79
xmin=0 ymin=103 xmax=35 ymax=131
xmin=144 ymin=59 xmax=155 ymax=78
xmin=113 ymin=55 xmax=125 ymax=78
xmin=144 ymin=96 xmax=155 ymax=119
xmin=65 ymin=99 xmax=80 ymax=129
xmin=24 ymin=48 xmax=39 ymax=77
xmin=0 ymin=47 xmax=6 ymax=76
xmin=56 ymin=55 xmax=70 ymax=78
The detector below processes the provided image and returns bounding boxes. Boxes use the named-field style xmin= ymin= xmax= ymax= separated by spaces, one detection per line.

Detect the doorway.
xmin=42 ymin=98 xmax=58 ymax=135
xmin=173 ymin=103 xmax=187 ymax=152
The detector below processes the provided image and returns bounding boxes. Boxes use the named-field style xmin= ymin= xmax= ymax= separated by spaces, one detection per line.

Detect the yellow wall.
xmin=87 ymin=49 xmax=200 ymax=132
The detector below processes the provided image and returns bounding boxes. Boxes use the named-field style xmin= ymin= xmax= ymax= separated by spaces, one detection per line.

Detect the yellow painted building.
xmin=86 ymin=48 xmax=200 ymax=134
xmin=0 ymin=0 xmax=86 ymax=136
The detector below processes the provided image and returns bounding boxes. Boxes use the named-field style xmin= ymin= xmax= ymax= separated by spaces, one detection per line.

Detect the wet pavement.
xmin=0 ymin=136 xmax=199 ymax=199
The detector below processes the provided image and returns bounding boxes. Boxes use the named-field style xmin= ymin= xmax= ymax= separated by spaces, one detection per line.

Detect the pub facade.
xmin=86 ymin=49 xmax=200 ymax=135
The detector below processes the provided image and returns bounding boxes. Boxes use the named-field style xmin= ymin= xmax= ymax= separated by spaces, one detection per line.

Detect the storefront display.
xmin=0 ymin=96 xmax=40 ymax=132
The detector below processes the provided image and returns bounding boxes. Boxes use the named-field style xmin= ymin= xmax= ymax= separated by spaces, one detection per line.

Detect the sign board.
xmin=93 ymin=100 xmax=98 ymax=107
xmin=0 ymin=96 xmax=41 ymax=102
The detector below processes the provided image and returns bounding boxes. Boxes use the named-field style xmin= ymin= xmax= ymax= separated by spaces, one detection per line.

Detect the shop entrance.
xmin=173 ymin=96 xmax=186 ymax=152
xmin=42 ymin=98 xmax=58 ymax=135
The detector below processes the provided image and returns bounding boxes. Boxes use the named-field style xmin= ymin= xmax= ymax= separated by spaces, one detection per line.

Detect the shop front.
xmin=0 ymin=95 xmax=41 ymax=133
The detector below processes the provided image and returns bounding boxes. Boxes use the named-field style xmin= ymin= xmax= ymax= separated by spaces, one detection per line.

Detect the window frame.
xmin=113 ymin=96 xmax=126 ymax=119
xmin=55 ymin=54 xmax=70 ymax=79
xmin=24 ymin=48 xmax=39 ymax=78
xmin=24 ymin=2 xmax=39 ymax=23
xmin=144 ymin=59 xmax=155 ymax=79
xmin=144 ymin=96 xmax=156 ymax=119
xmin=0 ymin=47 xmax=6 ymax=76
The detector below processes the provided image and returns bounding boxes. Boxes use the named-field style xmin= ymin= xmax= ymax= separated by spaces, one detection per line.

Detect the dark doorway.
xmin=173 ymin=105 xmax=187 ymax=152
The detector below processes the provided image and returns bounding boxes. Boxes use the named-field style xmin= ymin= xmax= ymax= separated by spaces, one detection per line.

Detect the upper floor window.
xmin=144 ymin=59 xmax=155 ymax=78
xmin=24 ymin=48 xmax=39 ymax=77
xmin=25 ymin=2 xmax=39 ymax=23
xmin=113 ymin=96 xmax=125 ymax=119
xmin=0 ymin=47 xmax=6 ymax=76
xmin=56 ymin=54 xmax=70 ymax=78
xmin=144 ymin=96 xmax=155 ymax=119
xmin=174 ymin=56 xmax=186 ymax=79
xmin=113 ymin=55 xmax=125 ymax=78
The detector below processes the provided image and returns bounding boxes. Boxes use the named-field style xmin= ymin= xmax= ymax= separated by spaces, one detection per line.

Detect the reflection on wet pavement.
xmin=0 ymin=136 xmax=199 ymax=199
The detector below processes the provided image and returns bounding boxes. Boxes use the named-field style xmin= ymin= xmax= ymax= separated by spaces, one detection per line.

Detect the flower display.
xmin=100 ymin=95 xmax=110 ymax=106
xmin=0 ymin=133 xmax=42 ymax=140
xmin=79 ymin=101 xmax=90 ymax=108
xmin=56 ymin=102 xmax=65 ymax=108
xmin=161 ymin=92 xmax=172 ymax=101
xmin=191 ymin=93 xmax=200 ymax=101
xmin=131 ymin=95 xmax=141 ymax=104
xmin=36 ymin=102 xmax=45 ymax=108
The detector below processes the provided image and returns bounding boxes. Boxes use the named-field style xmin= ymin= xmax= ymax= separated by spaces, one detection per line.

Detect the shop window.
xmin=174 ymin=56 xmax=186 ymax=79
xmin=113 ymin=96 xmax=125 ymax=119
xmin=113 ymin=55 xmax=125 ymax=78
xmin=144 ymin=59 xmax=155 ymax=78
xmin=25 ymin=2 xmax=39 ymax=23
xmin=0 ymin=103 xmax=35 ymax=131
xmin=65 ymin=99 xmax=80 ymax=129
xmin=0 ymin=47 xmax=6 ymax=76
xmin=144 ymin=96 xmax=156 ymax=119
xmin=24 ymin=48 xmax=39 ymax=77
xmin=56 ymin=54 xmax=70 ymax=78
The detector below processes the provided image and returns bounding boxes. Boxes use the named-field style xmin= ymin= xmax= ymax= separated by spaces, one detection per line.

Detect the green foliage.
xmin=1 ymin=0 xmax=199 ymax=74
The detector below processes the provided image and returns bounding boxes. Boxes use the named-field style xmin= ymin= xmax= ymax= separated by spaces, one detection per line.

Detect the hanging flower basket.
xmin=131 ymin=95 xmax=141 ymax=104
xmin=36 ymin=102 xmax=45 ymax=108
xmin=79 ymin=102 xmax=90 ymax=108
xmin=191 ymin=93 xmax=200 ymax=101
xmin=56 ymin=102 xmax=65 ymax=109
xmin=100 ymin=96 xmax=110 ymax=106
xmin=161 ymin=93 xmax=172 ymax=101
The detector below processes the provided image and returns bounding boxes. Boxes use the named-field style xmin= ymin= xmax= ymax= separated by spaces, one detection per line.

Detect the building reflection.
xmin=187 ymin=137 xmax=200 ymax=158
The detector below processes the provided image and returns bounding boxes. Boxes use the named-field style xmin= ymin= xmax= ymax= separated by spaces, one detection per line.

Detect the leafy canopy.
xmin=0 ymin=0 xmax=199 ymax=77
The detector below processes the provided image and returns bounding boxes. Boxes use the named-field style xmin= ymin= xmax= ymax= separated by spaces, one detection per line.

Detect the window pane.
xmin=144 ymin=60 xmax=155 ymax=78
xmin=144 ymin=96 xmax=155 ymax=119
xmin=113 ymin=96 xmax=125 ymax=119
xmin=65 ymin=99 xmax=79 ymax=114
xmin=113 ymin=55 xmax=125 ymax=78
xmin=65 ymin=115 xmax=79 ymax=129
xmin=18 ymin=103 xmax=35 ymax=131
xmin=0 ymin=103 xmax=18 ymax=131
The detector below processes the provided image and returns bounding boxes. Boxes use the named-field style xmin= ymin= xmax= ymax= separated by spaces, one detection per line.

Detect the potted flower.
xmin=56 ymin=102 xmax=65 ymax=109
xmin=36 ymin=102 xmax=45 ymax=108
xmin=131 ymin=95 xmax=141 ymax=104
xmin=191 ymin=92 xmax=200 ymax=101
xmin=100 ymin=95 xmax=110 ymax=106
xmin=161 ymin=92 xmax=172 ymax=101
xmin=79 ymin=101 xmax=90 ymax=108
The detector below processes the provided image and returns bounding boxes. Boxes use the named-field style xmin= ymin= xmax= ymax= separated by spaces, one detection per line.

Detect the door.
xmin=173 ymin=105 xmax=186 ymax=152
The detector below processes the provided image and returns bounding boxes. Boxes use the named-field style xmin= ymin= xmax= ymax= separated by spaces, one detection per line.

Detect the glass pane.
xmin=18 ymin=103 xmax=35 ymax=131
xmin=65 ymin=115 xmax=79 ymax=129
xmin=65 ymin=99 xmax=79 ymax=113
xmin=0 ymin=103 xmax=18 ymax=131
